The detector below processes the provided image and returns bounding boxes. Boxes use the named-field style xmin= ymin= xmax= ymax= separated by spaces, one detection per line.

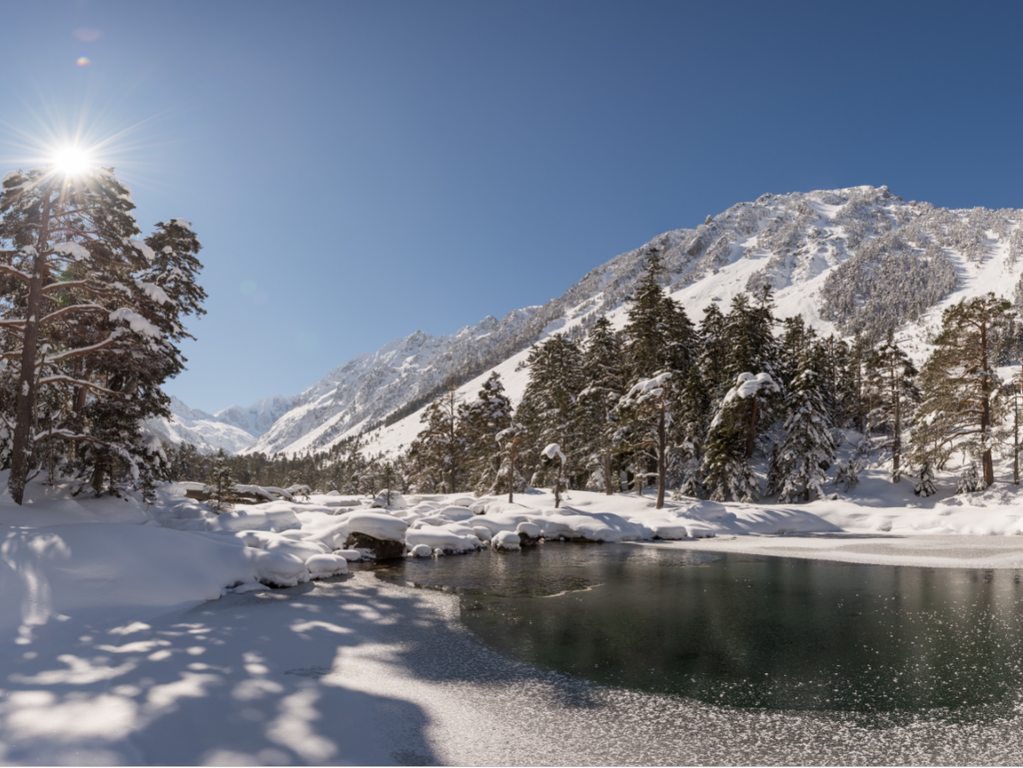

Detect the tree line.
xmin=194 ymin=249 xmax=1023 ymax=510
xmin=378 ymin=252 xmax=1023 ymax=507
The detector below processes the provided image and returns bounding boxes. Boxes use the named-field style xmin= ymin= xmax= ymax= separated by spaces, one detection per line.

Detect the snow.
xmin=491 ymin=529 xmax=522 ymax=550
xmin=52 ymin=241 xmax=90 ymax=262
xmin=124 ymin=237 xmax=157 ymax=263
xmin=10 ymin=465 xmax=1023 ymax=762
xmin=138 ymin=281 xmax=171 ymax=304
xmin=109 ymin=308 xmax=163 ymax=339
xmin=345 ymin=511 xmax=408 ymax=542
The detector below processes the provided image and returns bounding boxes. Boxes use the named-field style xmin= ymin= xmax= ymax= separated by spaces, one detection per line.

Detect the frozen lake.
xmin=374 ymin=543 xmax=1023 ymax=716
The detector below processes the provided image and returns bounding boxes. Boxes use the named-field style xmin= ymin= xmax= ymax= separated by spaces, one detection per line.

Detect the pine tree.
xmin=674 ymin=365 xmax=711 ymax=496
xmin=698 ymin=302 xmax=730 ymax=397
xmin=407 ymin=381 xmax=468 ymax=493
xmin=623 ymin=248 xmax=670 ymax=380
xmin=768 ymin=369 xmax=835 ymax=503
xmin=702 ymin=405 xmax=759 ymax=502
xmin=913 ymin=461 xmax=937 ymax=497
xmin=494 ymin=423 xmax=527 ymax=502
xmin=614 ymin=371 xmax=674 ymax=508
xmin=0 ymin=163 xmax=205 ymax=503
xmin=577 ymin=316 xmax=626 ymax=494
xmin=204 ymin=450 xmax=237 ymax=513
xmin=515 ymin=334 xmax=585 ymax=491
xmin=722 ymin=289 xmax=783 ymax=396
xmin=701 ymin=372 xmax=779 ymax=501
xmin=913 ymin=294 xmax=1013 ymax=486
xmin=848 ymin=331 xmax=871 ymax=434
xmin=460 ymin=371 xmax=513 ymax=495
xmin=864 ymin=331 xmax=920 ymax=482
xmin=1008 ymin=366 xmax=1023 ymax=485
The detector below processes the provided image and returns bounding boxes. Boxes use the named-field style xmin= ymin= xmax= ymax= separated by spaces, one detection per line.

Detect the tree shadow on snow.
xmin=0 ymin=575 xmax=444 ymax=766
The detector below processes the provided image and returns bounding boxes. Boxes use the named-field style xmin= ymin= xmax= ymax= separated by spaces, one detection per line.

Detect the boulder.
xmin=491 ymin=530 xmax=522 ymax=552
xmin=344 ymin=532 xmax=406 ymax=561
xmin=516 ymin=521 xmax=542 ymax=546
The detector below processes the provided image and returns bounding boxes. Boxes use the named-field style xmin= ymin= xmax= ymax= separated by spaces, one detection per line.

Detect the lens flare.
xmin=76 ymin=56 xmax=91 ymax=67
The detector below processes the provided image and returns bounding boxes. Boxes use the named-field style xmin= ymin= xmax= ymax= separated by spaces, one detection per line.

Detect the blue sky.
xmin=3 ymin=0 xmax=1023 ymax=413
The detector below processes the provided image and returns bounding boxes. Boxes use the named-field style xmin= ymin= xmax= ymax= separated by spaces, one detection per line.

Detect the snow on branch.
xmin=0 ymin=264 xmax=32 ymax=284
xmin=542 ymin=443 xmax=567 ymax=463
xmin=36 ymin=375 xmax=122 ymax=396
xmin=52 ymin=242 xmax=91 ymax=262
xmin=108 ymin=308 xmax=163 ymax=339
xmin=39 ymin=303 xmax=109 ymax=325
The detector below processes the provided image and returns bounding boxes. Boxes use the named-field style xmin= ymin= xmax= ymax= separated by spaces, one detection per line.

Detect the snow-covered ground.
xmin=6 ymin=467 xmax=1023 ymax=764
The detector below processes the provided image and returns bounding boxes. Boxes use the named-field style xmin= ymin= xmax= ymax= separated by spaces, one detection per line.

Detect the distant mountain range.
xmin=150 ymin=185 xmax=1023 ymax=458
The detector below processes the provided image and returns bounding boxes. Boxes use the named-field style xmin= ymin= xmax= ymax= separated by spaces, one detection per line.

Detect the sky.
xmin=2 ymin=0 xmax=1023 ymax=414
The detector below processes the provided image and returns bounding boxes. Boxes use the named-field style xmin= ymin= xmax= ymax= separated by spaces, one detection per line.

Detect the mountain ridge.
xmin=156 ymin=185 xmax=1023 ymax=459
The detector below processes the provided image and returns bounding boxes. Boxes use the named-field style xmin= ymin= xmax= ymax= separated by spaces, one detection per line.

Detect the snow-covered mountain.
xmin=145 ymin=395 xmax=295 ymax=454
xmin=213 ymin=395 xmax=295 ymax=438
xmin=145 ymin=397 xmax=258 ymax=454
xmin=165 ymin=185 xmax=1023 ymax=458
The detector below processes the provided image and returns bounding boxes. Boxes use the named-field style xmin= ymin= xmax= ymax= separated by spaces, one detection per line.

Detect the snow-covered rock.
xmin=491 ymin=530 xmax=522 ymax=552
xmin=305 ymin=553 xmax=350 ymax=578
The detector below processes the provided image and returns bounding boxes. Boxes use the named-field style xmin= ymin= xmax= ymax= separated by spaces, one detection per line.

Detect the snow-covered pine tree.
xmin=460 ymin=371 xmax=513 ymax=495
xmin=912 ymin=294 xmax=1013 ymax=487
xmin=768 ymin=367 xmax=835 ymax=502
xmin=204 ymin=449 xmax=237 ymax=513
xmin=0 ymin=164 xmax=205 ymax=504
xmin=722 ymin=288 xmax=783 ymax=399
xmin=1008 ymin=365 xmax=1023 ymax=485
xmin=616 ymin=250 xmax=696 ymax=499
xmin=864 ymin=330 xmax=920 ymax=482
xmin=407 ymin=381 xmax=468 ymax=493
xmin=956 ymin=462 xmax=984 ymax=494
xmin=833 ymin=457 xmax=862 ymax=493
xmin=494 ymin=423 xmax=527 ymax=502
xmin=622 ymin=247 xmax=671 ymax=380
xmin=819 ymin=334 xmax=854 ymax=429
xmin=780 ymin=315 xmax=816 ymax=389
xmin=697 ymin=302 xmax=730 ymax=397
xmin=515 ymin=334 xmax=585 ymax=491
xmin=577 ymin=315 xmax=626 ymax=494
xmin=913 ymin=461 xmax=937 ymax=497
xmin=701 ymin=372 xmax=779 ymax=501
xmin=614 ymin=371 xmax=673 ymax=508
xmin=674 ymin=366 xmax=711 ymax=497
xmin=847 ymin=331 xmax=872 ymax=434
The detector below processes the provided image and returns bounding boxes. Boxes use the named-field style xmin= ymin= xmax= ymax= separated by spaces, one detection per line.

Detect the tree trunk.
xmin=656 ymin=409 xmax=666 ymax=509
xmin=980 ymin=319 xmax=994 ymax=487
xmin=892 ymin=361 xmax=901 ymax=483
xmin=603 ymin=453 xmax=614 ymax=495
xmin=9 ymin=192 xmax=51 ymax=505
xmin=508 ymin=439 xmax=517 ymax=504
xmin=745 ymin=399 xmax=759 ymax=460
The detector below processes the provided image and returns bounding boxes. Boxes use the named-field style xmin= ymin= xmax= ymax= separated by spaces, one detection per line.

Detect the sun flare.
xmin=51 ymin=145 xmax=94 ymax=177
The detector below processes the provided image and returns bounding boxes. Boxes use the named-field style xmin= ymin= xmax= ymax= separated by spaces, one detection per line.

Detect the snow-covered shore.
xmin=6 ymin=467 xmax=1023 ymax=763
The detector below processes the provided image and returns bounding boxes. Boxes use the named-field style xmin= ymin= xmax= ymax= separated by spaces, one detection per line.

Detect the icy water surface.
xmin=373 ymin=543 xmax=1023 ymax=715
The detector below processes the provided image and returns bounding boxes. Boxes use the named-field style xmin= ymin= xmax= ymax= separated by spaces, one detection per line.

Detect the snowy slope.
xmin=244 ymin=309 xmax=539 ymax=456
xmin=327 ymin=185 xmax=1023 ymax=460
xmin=167 ymin=185 xmax=1023 ymax=459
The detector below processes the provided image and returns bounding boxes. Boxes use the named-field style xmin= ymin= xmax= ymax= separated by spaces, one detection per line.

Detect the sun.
xmin=50 ymin=145 xmax=94 ymax=178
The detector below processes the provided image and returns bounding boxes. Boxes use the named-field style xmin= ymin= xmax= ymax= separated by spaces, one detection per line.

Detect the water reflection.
xmin=374 ymin=545 xmax=1023 ymax=713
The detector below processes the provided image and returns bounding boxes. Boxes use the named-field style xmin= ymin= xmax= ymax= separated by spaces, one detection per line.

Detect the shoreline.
xmin=638 ymin=532 xmax=1023 ymax=569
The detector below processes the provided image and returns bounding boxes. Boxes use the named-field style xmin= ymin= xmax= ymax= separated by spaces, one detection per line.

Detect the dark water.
xmin=372 ymin=544 xmax=1023 ymax=713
